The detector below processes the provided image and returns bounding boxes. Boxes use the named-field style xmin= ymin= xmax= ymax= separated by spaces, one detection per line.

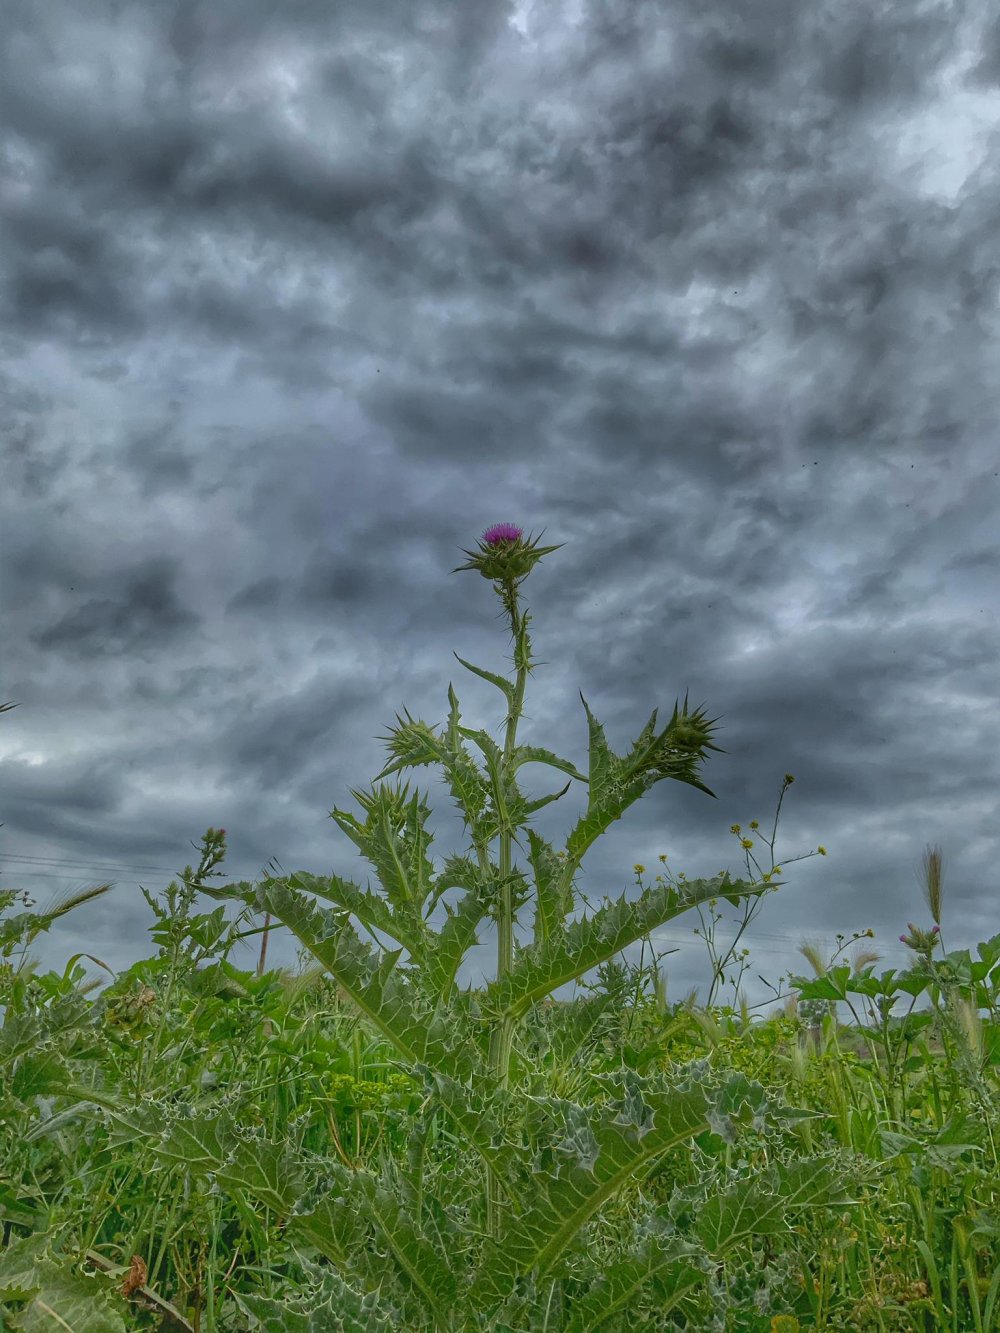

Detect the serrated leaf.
xmin=566 ymin=693 xmax=724 ymax=866
xmin=452 ymin=652 xmax=517 ymax=712
xmin=354 ymin=1174 xmax=460 ymax=1319
xmin=371 ymin=685 xmax=495 ymax=847
xmin=275 ymin=869 xmax=428 ymax=963
xmin=419 ymin=1068 xmax=528 ymax=1214
xmin=440 ymin=686 xmax=495 ymax=843
xmin=509 ymin=744 xmax=588 ymax=785
xmin=252 ymin=878 xmax=483 ymax=1084
xmin=0 ymin=1010 xmax=42 ymax=1063
xmin=521 ymin=780 xmax=573 ymax=818
xmin=467 ymin=1066 xmax=721 ymax=1309
xmin=11 ymin=1048 xmax=72 ymax=1103
xmin=457 ymin=723 xmax=526 ymax=847
xmin=0 ymin=1234 xmax=128 ymax=1331
xmin=564 ymin=1235 xmax=707 ymax=1333
xmin=233 ymin=1261 xmax=399 ymax=1332
xmin=695 ymin=1156 xmax=856 ymax=1255
xmin=526 ymin=830 xmax=573 ymax=950
xmin=530 ymin=990 xmax=619 ymax=1073
xmin=328 ymin=781 xmax=437 ymax=933
xmin=487 ymin=873 xmax=773 ymax=1021
xmin=422 ymin=868 xmax=492 ymax=1000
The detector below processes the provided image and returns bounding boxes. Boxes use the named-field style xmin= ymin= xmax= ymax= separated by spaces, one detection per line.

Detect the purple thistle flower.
xmin=482 ymin=522 xmax=523 ymax=546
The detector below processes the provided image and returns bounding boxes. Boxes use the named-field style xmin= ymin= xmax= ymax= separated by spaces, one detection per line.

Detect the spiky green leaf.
xmin=487 ymin=873 xmax=777 ymax=1022
xmin=521 ymin=781 xmax=573 ymax=818
xmin=328 ymin=781 xmax=437 ymax=927
xmin=466 ymin=1064 xmax=723 ymax=1308
xmin=251 ymin=878 xmax=484 ymax=1083
xmin=526 ymin=830 xmax=574 ymax=950
xmin=509 ymin=745 xmax=588 ymax=785
xmin=564 ymin=1234 xmax=708 ymax=1333
xmin=695 ymin=1156 xmax=858 ymax=1255
xmin=273 ymin=869 xmax=427 ymax=961
xmin=421 ymin=857 xmax=493 ymax=1000
xmin=566 ymin=694 xmax=724 ymax=866
xmin=452 ymin=652 xmax=517 ymax=712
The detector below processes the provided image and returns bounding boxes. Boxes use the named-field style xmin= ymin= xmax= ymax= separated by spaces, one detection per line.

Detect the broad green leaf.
xmin=353 ymin=1173 xmax=460 ymax=1320
xmin=788 ymin=968 xmax=850 ymax=1003
xmin=232 ymin=1263 xmax=399 ymax=1333
xmin=564 ymin=1234 xmax=708 ymax=1333
xmin=526 ymin=830 xmax=574 ymax=949
xmin=487 ymin=873 xmax=776 ymax=1022
xmin=419 ymin=1067 xmax=530 ymax=1214
xmin=11 ymin=1048 xmax=73 ymax=1104
xmin=0 ymin=1232 xmax=128 ymax=1331
xmin=0 ymin=1010 xmax=43 ymax=1064
xmin=695 ymin=1156 xmax=857 ymax=1255
xmin=225 ymin=877 xmax=484 ymax=1083
xmin=466 ymin=1065 xmax=722 ymax=1308
xmin=523 ymin=990 xmax=620 ymax=1077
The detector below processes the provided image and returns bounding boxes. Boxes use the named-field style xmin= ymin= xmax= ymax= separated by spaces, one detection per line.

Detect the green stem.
xmin=486 ymin=578 xmax=529 ymax=1238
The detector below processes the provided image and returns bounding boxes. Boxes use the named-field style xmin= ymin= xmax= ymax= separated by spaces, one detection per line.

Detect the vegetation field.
xmin=2 ymin=852 xmax=998 ymax=1331
xmin=3 ymin=529 xmax=998 ymax=1331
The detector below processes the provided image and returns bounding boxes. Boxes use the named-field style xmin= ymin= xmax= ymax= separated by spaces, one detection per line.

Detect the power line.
xmin=0 ymin=852 xmax=265 ymax=874
xmin=0 ymin=872 xmax=920 ymax=960
xmin=0 ymin=854 xmax=925 ymax=959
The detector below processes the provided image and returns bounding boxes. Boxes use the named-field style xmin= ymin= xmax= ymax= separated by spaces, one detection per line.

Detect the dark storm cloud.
xmin=31 ymin=559 xmax=198 ymax=658
xmin=1 ymin=0 xmax=997 ymax=1014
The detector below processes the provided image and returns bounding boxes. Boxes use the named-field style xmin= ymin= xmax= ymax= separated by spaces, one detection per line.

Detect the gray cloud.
xmin=2 ymin=0 xmax=998 ymax=1015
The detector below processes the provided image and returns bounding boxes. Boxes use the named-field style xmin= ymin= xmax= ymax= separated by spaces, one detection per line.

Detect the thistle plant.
xmin=72 ymin=527 xmax=860 ymax=1330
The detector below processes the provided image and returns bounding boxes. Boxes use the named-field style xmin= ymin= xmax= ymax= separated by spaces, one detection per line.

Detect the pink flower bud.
xmin=899 ymin=935 xmax=907 ymax=942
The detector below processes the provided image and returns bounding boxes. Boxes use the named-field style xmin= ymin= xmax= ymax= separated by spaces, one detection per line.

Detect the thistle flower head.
xmin=482 ymin=522 xmax=523 ymax=545
xmin=452 ymin=523 xmax=564 ymax=584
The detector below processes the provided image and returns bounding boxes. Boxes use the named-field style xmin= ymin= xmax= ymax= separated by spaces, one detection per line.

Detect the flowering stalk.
xmin=453 ymin=523 xmax=562 ymax=1228
xmin=165 ymin=523 xmax=854 ymax=1323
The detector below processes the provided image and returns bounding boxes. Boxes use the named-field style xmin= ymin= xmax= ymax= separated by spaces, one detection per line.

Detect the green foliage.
xmin=3 ymin=552 xmax=999 ymax=1329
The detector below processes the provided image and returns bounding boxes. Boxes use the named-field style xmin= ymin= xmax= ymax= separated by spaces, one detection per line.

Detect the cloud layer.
xmin=3 ymin=0 xmax=999 ymax=1012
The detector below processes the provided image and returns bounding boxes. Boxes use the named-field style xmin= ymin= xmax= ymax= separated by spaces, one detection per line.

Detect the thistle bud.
xmin=899 ymin=921 xmax=942 ymax=956
xmin=452 ymin=523 xmax=564 ymax=585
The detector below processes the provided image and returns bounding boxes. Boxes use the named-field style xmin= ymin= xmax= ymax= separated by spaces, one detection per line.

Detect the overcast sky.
xmin=3 ymin=0 xmax=999 ymax=1020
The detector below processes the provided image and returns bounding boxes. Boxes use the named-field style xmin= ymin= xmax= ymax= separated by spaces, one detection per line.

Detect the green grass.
xmin=2 ymin=879 xmax=998 ymax=1331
